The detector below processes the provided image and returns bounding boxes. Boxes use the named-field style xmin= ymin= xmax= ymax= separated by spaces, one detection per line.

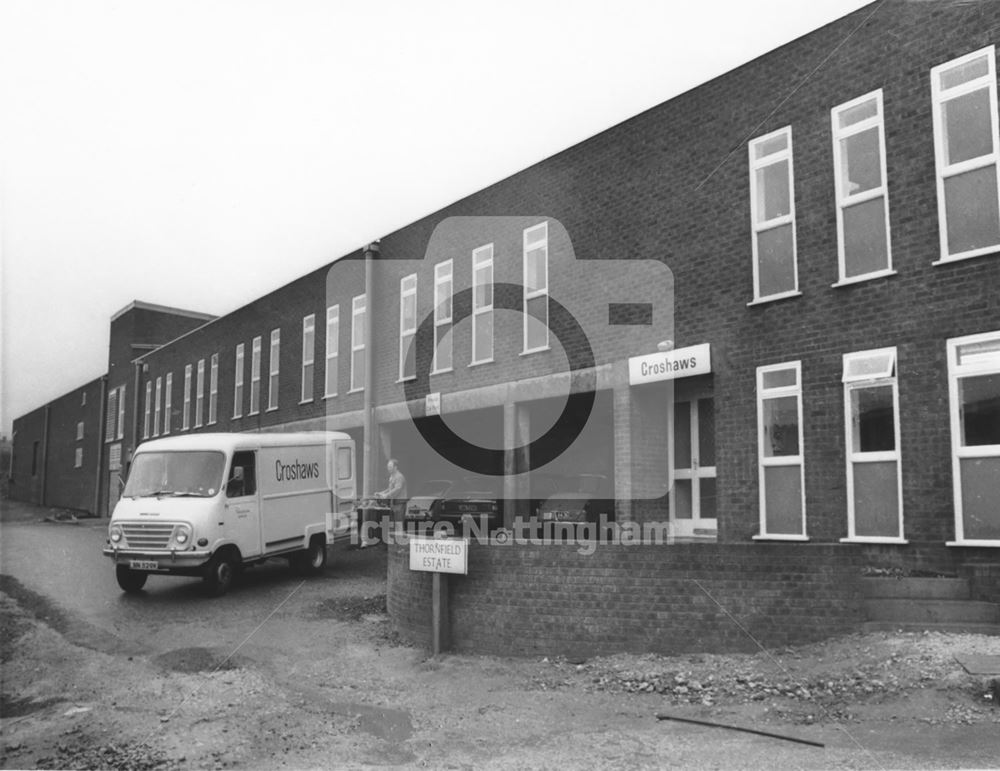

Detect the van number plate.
xmin=130 ymin=560 xmax=158 ymax=570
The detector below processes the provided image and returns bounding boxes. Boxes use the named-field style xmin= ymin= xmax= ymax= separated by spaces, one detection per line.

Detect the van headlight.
xmin=171 ymin=523 xmax=193 ymax=548
xmin=109 ymin=524 xmax=123 ymax=543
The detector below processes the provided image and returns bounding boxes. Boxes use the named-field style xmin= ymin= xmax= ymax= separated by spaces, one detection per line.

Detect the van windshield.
xmin=123 ymin=451 xmax=226 ymax=498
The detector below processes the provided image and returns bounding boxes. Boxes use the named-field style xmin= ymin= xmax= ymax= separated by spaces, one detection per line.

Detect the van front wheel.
xmin=116 ymin=565 xmax=147 ymax=593
xmin=204 ymin=550 xmax=238 ymax=597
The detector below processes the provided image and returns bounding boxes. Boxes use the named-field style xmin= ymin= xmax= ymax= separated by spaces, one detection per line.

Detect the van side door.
xmin=225 ymin=450 xmax=261 ymax=558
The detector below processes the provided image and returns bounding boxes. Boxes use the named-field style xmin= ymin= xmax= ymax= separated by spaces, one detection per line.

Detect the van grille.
xmin=122 ymin=523 xmax=174 ymax=549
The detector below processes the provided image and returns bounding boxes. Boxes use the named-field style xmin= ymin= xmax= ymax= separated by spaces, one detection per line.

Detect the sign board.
xmin=409 ymin=537 xmax=468 ymax=575
xmin=425 ymin=392 xmax=441 ymax=416
xmin=628 ymin=343 xmax=711 ymax=386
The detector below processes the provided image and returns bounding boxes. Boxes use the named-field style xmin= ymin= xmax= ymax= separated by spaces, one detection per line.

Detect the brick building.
xmin=9 ymin=2 xmax=1000 ymax=652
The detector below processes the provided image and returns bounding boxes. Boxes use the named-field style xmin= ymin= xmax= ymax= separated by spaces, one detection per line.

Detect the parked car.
xmin=403 ymin=477 xmax=502 ymax=536
xmin=403 ymin=479 xmax=454 ymax=523
xmin=536 ymin=473 xmax=615 ymax=531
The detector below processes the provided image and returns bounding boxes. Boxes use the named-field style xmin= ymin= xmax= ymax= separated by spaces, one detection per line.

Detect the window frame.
xmin=208 ymin=353 xmax=219 ymax=425
xmin=350 ymin=294 xmax=366 ymax=393
xmin=471 ymin=243 xmax=494 ymax=366
xmin=841 ymin=347 xmax=905 ymax=543
xmin=105 ymin=388 xmax=118 ymax=443
xmin=748 ymin=126 xmax=800 ymax=304
xmin=267 ymin=329 xmax=280 ymax=412
xmin=947 ymin=329 xmax=1000 ymax=546
xmin=301 ymin=314 xmax=315 ymax=404
xmin=164 ymin=372 xmax=172 ymax=435
xmin=522 ymin=222 xmax=550 ymax=354
xmin=183 ymin=366 xmax=192 ymax=430
xmin=194 ymin=359 xmax=205 ymax=428
xmin=325 ymin=305 xmax=340 ymax=398
xmin=116 ymin=385 xmax=125 ymax=440
xmin=74 ymin=447 xmax=83 ymax=469
xmin=249 ymin=336 xmax=262 ymax=415
xmin=931 ymin=45 xmax=1000 ymax=263
xmin=76 ymin=421 xmax=84 ymax=441
xmin=432 ymin=260 xmax=454 ymax=374
xmin=831 ymin=90 xmax=894 ymax=286
xmin=754 ymin=360 xmax=807 ymax=540
xmin=399 ymin=274 xmax=418 ymax=382
xmin=233 ymin=343 xmax=245 ymax=419
xmin=153 ymin=376 xmax=162 ymax=437
xmin=143 ymin=380 xmax=152 ymax=439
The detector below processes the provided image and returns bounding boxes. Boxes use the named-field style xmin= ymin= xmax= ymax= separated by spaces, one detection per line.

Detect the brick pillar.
xmin=613 ymin=384 xmax=633 ymax=523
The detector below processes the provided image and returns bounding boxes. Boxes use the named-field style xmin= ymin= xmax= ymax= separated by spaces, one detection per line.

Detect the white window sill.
xmin=322 ymin=393 xmax=338 ymax=400
xmin=752 ymin=534 xmax=809 ymax=541
xmin=265 ymin=407 xmax=278 ymax=413
xmin=468 ymin=358 xmax=494 ymax=368
xmin=946 ymin=540 xmax=1000 ymax=548
xmin=747 ymin=291 xmax=802 ymax=307
xmin=396 ymin=376 xmax=416 ymax=384
xmin=933 ymin=247 xmax=1000 ymax=266
xmin=347 ymin=387 xmax=364 ymax=395
xmin=298 ymin=399 xmax=314 ymax=406
xmin=520 ymin=346 xmax=551 ymax=356
xmin=831 ymin=269 xmax=897 ymax=288
xmin=840 ymin=537 xmax=908 ymax=544
xmin=247 ymin=411 xmax=259 ymax=417
xmin=430 ymin=368 xmax=454 ymax=377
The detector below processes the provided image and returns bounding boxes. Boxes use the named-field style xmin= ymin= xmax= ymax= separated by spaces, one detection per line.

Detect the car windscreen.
xmin=123 ymin=451 xmax=227 ymax=498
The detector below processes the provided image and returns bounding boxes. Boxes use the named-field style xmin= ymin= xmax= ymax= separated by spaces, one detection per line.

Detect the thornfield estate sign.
xmin=628 ymin=343 xmax=712 ymax=385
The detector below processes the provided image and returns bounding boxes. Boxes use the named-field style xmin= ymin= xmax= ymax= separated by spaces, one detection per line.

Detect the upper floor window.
xmin=301 ymin=314 xmax=315 ymax=403
xmin=433 ymin=260 xmax=453 ymax=373
xmin=208 ymin=353 xmax=219 ymax=424
xmin=183 ymin=365 xmax=192 ymax=430
xmin=268 ymin=329 xmax=280 ymax=411
xmin=472 ymin=244 xmax=494 ymax=365
xmin=195 ymin=359 xmax=205 ymax=427
xmin=143 ymin=381 xmax=152 ymax=439
xmin=250 ymin=336 xmax=262 ymax=415
xmin=233 ymin=343 xmax=245 ymax=419
xmin=76 ymin=421 xmax=84 ymax=441
xmin=399 ymin=275 xmax=417 ymax=381
xmin=932 ymin=46 xmax=1000 ymax=262
xmin=116 ymin=385 xmax=125 ymax=439
xmin=81 ymin=392 xmax=86 ymax=406
xmin=749 ymin=127 xmax=798 ymax=302
xmin=74 ymin=447 xmax=83 ymax=468
xmin=523 ymin=222 xmax=549 ymax=352
xmin=350 ymin=294 xmax=366 ymax=393
xmin=325 ymin=305 xmax=340 ymax=397
xmin=153 ymin=377 xmax=162 ymax=437
xmin=105 ymin=389 xmax=118 ymax=442
xmin=832 ymin=91 xmax=892 ymax=283
xmin=164 ymin=372 xmax=173 ymax=435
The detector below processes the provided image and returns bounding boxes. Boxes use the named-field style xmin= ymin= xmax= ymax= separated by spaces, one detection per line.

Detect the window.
xmin=301 ymin=314 xmax=315 ymax=403
xmin=164 ymin=373 xmax=172 ymax=435
xmin=226 ymin=451 xmax=257 ymax=497
xmin=183 ymin=365 xmax=192 ymax=430
xmin=433 ymin=260 xmax=453 ymax=373
xmin=947 ymin=330 xmax=1000 ymax=544
xmin=749 ymin=127 xmax=798 ymax=301
xmin=195 ymin=359 xmax=205 ymax=427
xmin=143 ymin=381 xmax=152 ymax=439
xmin=755 ymin=361 xmax=806 ymax=538
xmin=399 ymin=274 xmax=417 ymax=381
xmin=472 ymin=244 xmax=494 ymax=364
xmin=932 ymin=46 xmax=1000 ymax=262
xmin=76 ymin=421 xmax=84 ymax=441
xmin=523 ymin=222 xmax=549 ymax=352
xmin=842 ymin=348 xmax=903 ymax=541
xmin=233 ymin=343 xmax=245 ymax=419
xmin=81 ymin=392 xmax=86 ymax=406
xmin=208 ymin=353 xmax=219 ymax=424
xmin=832 ymin=91 xmax=892 ymax=283
xmin=350 ymin=294 xmax=366 ymax=392
xmin=116 ymin=386 xmax=125 ymax=440
xmin=250 ymin=336 xmax=262 ymax=415
xmin=153 ymin=377 xmax=162 ymax=437
xmin=325 ymin=305 xmax=340 ymax=397
xmin=267 ymin=329 xmax=280 ymax=411
xmin=105 ymin=389 xmax=118 ymax=442
xmin=74 ymin=447 xmax=83 ymax=468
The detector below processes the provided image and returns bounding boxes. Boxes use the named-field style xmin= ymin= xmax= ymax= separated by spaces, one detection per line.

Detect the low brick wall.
xmin=387 ymin=542 xmax=865 ymax=657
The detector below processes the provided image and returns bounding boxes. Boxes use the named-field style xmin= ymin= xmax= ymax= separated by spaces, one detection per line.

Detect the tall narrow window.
xmin=74 ymin=447 xmax=83 ymax=468
xmin=433 ymin=260 xmax=453 ymax=373
xmin=105 ymin=389 xmax=118 ymax=442
xmin=208 ymin=353 xmax=219 ymax=424
xmin=76 ymin=421 xmax=84 ymax=441
xmin=325 ymin=305 xmax=339 ymax=397
xmin=399 ymin=275 xmax=417 ymax=381
xmin=932 ymin=46 xmax=1000 ymax=261
xmin=183 ymin=365 xmax=192 ymax=430
xmin=350 ymin=294 xmax=366 ymax=392
xmin=523 ymin=222 xmax=549 ymax=352
xmin=832 ymin=91 xmax=892 ymax=283
xmin=164 ymin=373 xmax=173 ymax=435
xmin=195 ymin=359 xmax=205 ymax=428
xmin=250 ymin=336 xmax=262 ymax=415
xmin=947 ymin=330 xmax=1000 ymax=544
xmin=301 ymin=314 xmax=315 ymax=403
xmin=749 ymin=127 xmax=798 ymax=301
xmin=143 ymin=381 xmax=152 ymax=439
xmin=267 ymin=329 xmax=280 ymax=411
xmin=153 ymin=377 xmax=162 ymax=437
xmin=755 ymin=361 xmax=806 ymax=538
xmin=117 ymin=386 xmax=125 ymax=439
xmin=842 ymin=348 xmax=903 ymax=541
xmin=233 ymin=343 xmax=245 ymax=419
xmin=472 ymin=244 xmax=494 ymax=364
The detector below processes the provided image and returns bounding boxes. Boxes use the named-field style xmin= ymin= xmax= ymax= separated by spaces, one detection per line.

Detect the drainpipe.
xmin=131 ymin=360 xmax=143 ymax=463
xmin=362 ymin=241 xmax=379 ymax=497
xmin=94 ymin=376 xmax=107 ymax=516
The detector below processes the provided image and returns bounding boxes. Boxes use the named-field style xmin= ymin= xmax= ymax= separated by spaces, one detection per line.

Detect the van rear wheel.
xmin=204 ymin=550 xmax=238 ymax=597
xmin=116 ymin=565 xmax=147 ymax=593
xmin=292 ymin=536 xmax=326 ymax=576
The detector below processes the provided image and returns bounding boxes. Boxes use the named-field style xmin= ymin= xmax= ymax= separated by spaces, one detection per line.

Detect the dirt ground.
xmin=1 ymin=502 xmax=999 ymax=769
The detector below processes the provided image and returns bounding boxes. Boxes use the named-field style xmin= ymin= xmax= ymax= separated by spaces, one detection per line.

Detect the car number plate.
xmin=130 ymin=560 xmax=158 ymax=570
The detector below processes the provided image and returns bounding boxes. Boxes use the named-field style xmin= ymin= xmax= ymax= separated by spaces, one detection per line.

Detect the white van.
xmin=103 ymin=432 xmax=357 ymax=596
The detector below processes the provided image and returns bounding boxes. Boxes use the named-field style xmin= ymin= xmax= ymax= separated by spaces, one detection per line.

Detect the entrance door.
xmin=225 ymin=451 xmax=261 ymax=558
xmin=671 ymin=398 xmax=717 ymax=540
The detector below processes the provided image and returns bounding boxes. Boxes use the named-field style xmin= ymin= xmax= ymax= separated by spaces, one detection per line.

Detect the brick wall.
xmin=387 ymin=541 xmax=864 ymax=657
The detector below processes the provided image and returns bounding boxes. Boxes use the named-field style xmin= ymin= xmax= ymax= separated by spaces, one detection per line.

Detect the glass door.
xmin=671 ymin=398 xmax=717 ymax=540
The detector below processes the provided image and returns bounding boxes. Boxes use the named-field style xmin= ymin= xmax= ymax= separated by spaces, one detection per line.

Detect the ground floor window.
xmin=842 ymin=347 xmax=904 ymax=542
xmin=948 ymin=330 xmax=1000 ymax=544
xmin=755 ymin=361 xmax=806 ymax=539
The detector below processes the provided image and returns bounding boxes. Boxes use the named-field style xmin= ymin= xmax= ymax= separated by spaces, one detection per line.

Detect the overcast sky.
xmin=0 ymin=0 xmax=873 ymax=437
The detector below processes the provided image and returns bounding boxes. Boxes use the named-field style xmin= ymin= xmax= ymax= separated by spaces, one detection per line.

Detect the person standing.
xmin=376 ymin=458 xmax=408 ymax=519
